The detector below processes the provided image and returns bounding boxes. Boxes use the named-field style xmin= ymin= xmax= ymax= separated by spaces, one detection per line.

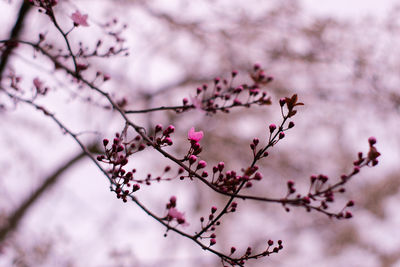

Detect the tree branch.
xmin=0 ymin=0 xmax=32 ymax=80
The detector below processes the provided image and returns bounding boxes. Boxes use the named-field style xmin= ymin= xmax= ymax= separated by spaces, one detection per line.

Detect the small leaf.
xmin=288 ymin=110 xmax=297 ymax=117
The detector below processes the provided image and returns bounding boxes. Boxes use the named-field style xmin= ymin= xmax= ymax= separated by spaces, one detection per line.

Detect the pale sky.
xmin=302 ymin=0 xmax=399 ymax=18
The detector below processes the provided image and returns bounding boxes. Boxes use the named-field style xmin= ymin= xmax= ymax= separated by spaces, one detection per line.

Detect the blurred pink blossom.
xmin=71 ymin=11 xmax=89 ymax=27
xmin=168 ymin=208 xmax=188 ymax=226
xmin=33 ymin=77 xmax=42 ymax=90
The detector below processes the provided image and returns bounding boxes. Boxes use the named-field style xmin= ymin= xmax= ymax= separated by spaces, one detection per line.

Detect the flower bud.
xmin=345 ymin=211 xmax=353 ymax=219
xmin=132 ymin=184 xmax=140 ymax=192
xmin=155 ymin=124 xmax=163 ymax=133
xmin=368 ymin=136 xmax=377 ymax=146
xmin=218 ymin=162 xmax=225 ymax=171
xmin=189 ymin=155 xmax=197 ymax=164
xmin=197 ymin=160 xmax=207 ymax=169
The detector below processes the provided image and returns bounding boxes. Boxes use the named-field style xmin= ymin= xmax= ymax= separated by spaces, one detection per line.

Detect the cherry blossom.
xmin=71 ymin=11 xmax=89 ymax=27
xmin=168 ymin=208 xmax=188 ymax=225
xmin=188 ymin=127 xmax=203 ymax=142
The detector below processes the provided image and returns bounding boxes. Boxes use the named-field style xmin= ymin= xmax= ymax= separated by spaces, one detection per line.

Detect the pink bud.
xmin=197 ymin=160 xmax=207 ymax=169
xmin=189 ymin=155 xmax=197 ymax=164
xmin=192 ymin=142 xmax=201 ymax=150
xmin=166 ymin=125 xmax=175 ymax=133
xmin=155 ymin=124 xmax=163 ymax=133
xmin=132 ymin=184 xmax=140 ymax=192
xmin=233 ymin=99 xmax=241 ymax=105
xmin=165 ymin=137 xmax=173 ymax=146
xmin=253 ymin=138 xmax=259 ymax=146
xmin=211 ymin=206 xmax=217 ymax=213
xmin=217 ymin=162 xmax=225 ymax=171
xmin=254 ymin=172 xmax=263 ymax=180
xmin=345 ymin=211 xmax=353 ymax=219
xmin=170 ymin=196 xmax=177 ymax=205
xmin=353 ymin=166 xmax=360 ymax=174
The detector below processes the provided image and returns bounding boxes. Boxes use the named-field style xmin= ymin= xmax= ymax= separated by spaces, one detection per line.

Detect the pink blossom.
xmin=33 ymin=78 xmax=42 ymax=90
xmin=71 ymin=11 xmax=89 ymax=27
xmin=168 ymin=208 xmax=188 ymax=225
xmin=188 ymin=127 xmax=203 ymax=142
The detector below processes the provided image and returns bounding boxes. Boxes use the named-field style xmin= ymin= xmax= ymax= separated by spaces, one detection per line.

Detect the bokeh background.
xmin=1 ymin=0 xmax=400 ymax=266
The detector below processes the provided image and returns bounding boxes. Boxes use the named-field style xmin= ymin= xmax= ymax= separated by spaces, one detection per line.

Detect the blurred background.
xmin=0 ymin=0 xmax=399 ymax=266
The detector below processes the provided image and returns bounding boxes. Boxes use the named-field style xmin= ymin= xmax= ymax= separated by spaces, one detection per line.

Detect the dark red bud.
xmin=269 ymin=124 xmax=276 ymax=133
xmin=211 ymin=206 xmax=217 ymax=213
xmin=368 ymin=136 xmax=377 ymax=146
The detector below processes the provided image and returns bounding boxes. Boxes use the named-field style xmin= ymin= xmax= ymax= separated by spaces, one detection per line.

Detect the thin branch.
xmin=0 ymin=1 xmax=32 ymax=80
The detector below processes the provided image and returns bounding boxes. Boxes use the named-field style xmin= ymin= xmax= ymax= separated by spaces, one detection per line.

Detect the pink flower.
xmin=71 ymin=11 xmax=89 ymax=27
xmin=168 ymin=208 xmax=188 ymax=225
xmin=188 ymin=127 xmax=203 ymax=142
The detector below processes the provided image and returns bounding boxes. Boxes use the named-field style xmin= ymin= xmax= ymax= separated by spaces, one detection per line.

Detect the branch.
xmin=0 ymin=1 xmax=32 ymax=80
xmin=0 ymin=142 xmax=100 ymax=244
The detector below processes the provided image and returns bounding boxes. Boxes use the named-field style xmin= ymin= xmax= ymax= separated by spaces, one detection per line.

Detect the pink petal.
xmin=168 ymin=208 xmax=184 ymax=220
xmin=71 ymin=11 xmax=89 ymax=27
xmin=188 ymin=127 xmax=204 ymax=142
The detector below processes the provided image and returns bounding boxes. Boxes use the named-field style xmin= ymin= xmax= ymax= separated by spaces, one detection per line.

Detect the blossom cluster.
xmin=0 ymin=3 xmax=382 ymax=266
